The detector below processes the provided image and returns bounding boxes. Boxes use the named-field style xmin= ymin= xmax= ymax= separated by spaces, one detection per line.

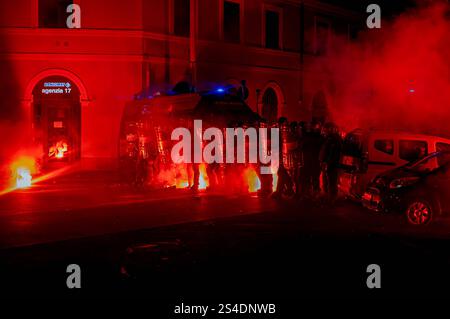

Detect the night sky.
xmin=320 ymin=0 xmax=418 ymax=17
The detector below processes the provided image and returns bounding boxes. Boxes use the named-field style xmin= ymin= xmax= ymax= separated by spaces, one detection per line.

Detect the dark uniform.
xmin=191 ymin=163 xmax=201 ymax=190
xmin=289 ymin=122 xmax=303 ymax=197
xmin=319 ymin=123 xmax=343 ymax=203
xmin=272 ymin=118 xmax=294 ymax=199
xmin=300 ymin=123 xmax=324 ymax=198
xmin=256 ymin=119 xmax=273 ymax=197
xmin=189 ymin=121 xmax=201 ymax=191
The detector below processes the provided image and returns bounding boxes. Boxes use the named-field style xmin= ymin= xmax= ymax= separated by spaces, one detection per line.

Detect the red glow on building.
xmin=0 ymin=0 xmax=360 ymax=172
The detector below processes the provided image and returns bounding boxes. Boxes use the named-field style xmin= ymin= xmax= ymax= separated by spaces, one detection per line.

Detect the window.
xmin=265 ymin=10 xmax=280 ymax=49
xmin=174 ymin=0 xmax=190 ymax=37
xmin=39 ymin=0 xmax=73 ymax=28
xmin=374 ymin=139 xmax=394 ymax=155
xmin=223 ymin=1 xmax=240 ymax=43
xmin=399 ymin=140 xmax=428 ymax=162
xmin=315 ymin=19 xmax=330 ymax=55
xmin=437 ymin=142 xmax=450 ymax=153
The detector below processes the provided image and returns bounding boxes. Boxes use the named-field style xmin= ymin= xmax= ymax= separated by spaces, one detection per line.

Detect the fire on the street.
xmin=159 ymin=164 xmax=209 ymax=190
xmin=5 ymin=156 xmax=37 ymax=192
xmin=12 ymin=156 xmax=36 ymax=189
xmin=0 ymin=156 xmax=75 ymax=196
xmin=244 ymin=167 xmax=261 ymax=193
xmin=198 ymin=164 xmax=209 ymax=190
xmin=159 ymin=163 xmax=268 ymax=193
xmin=15 ymin=168 xmax=32 ymax=189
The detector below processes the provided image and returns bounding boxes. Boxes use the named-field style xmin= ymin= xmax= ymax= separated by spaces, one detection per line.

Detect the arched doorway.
xmin=32 ymin=75 xmax=81 ymax=164
xmin=261 ymin=88 xmax=278 ymax=124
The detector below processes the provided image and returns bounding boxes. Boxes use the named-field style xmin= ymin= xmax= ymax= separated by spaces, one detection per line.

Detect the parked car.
xmin=339 ymin=129 xmax=450 ymax=199
xmin=362 ymin=151 xmax=450 ymax=225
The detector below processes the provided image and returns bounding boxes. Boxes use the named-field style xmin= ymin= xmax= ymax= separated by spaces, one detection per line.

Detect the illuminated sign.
xmin=41 ymin=82 xmax=72 ymax=95
xmin=53 ymin=121 xmax=64 ymax=128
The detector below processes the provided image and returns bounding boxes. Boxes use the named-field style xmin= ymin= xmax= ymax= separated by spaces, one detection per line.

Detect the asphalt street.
xmin=2 ymin=173 xmax=450 ymax=300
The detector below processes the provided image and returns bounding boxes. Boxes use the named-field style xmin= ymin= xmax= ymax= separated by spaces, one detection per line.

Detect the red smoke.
xmin=324 ymin=2 xmax=450 ymax=136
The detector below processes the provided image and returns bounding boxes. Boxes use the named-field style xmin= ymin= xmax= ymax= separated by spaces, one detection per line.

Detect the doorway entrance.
xmin=32 ymin=76 xmax=81 ymax=165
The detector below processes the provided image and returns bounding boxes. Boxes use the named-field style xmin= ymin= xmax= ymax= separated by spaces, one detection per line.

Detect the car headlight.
xmin=389 ymin=177 xmax=420 ymax=189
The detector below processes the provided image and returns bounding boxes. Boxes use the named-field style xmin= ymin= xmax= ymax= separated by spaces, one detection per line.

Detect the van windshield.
xmin=343 ymin=132 xmax=364 ymax=158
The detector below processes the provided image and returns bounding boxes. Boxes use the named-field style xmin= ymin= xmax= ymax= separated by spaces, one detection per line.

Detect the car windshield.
xmin=404 ymin=152 xmax=450 ymax=174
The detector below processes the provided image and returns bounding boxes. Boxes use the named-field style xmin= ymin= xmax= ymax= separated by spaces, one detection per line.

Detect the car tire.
xmin=405 ymin=199 xmax=434 ymax=226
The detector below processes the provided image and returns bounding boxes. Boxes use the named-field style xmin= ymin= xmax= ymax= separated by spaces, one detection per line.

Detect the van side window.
xmin=399 ymin=140 xmax=428 ymax=162
xmin=374 ymin=139 xmax=394 ymax=155
xmin=437 ymin=142 xmax=450 ymax=153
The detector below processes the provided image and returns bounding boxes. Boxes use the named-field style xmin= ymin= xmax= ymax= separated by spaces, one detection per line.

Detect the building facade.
xmin=0 ymin=0 xmax=362 ymax=169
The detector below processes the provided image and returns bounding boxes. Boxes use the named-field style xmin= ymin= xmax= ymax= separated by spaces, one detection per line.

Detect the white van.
xmin=339 ymin=129 xmax=450 ymax=199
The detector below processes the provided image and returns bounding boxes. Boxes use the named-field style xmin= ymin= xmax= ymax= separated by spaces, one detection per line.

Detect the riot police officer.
xmin=272 ymin=117 xmax=294 ymax=199
xmin=256 ymin=118 xmax=273 ymax=197
xmin=319 ymin=122 xmax=343 ymax=204
xmin=300 ymin=121 xmax=324 ymax=199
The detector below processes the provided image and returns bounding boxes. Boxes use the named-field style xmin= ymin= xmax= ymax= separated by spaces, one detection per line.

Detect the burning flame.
xmin=16 ymin=168 xmax=32 ymax=189
xmin=9 ymin=156 xmax=37 ymax=190
xmin=272 ymin=173 xmax=278 ymax=192
xmin=157 ymin=163 xmax=273 ymax=194
xmin=0 ymin=155 xmax=74 ymax=196
xmin=176 ymin=180 xmax=190 ymax=188
xmin=244 ymin=167 xmax=261 ymax=193
xmin=158 ymin=164 xmax=209 ymax=190
xmin=157 ymin=164 xmax=190 ymax=189
xmin=198 ymin=164 xmax=209 ymax=190
xmin=49 ymin=141 xmax=68 ymax=159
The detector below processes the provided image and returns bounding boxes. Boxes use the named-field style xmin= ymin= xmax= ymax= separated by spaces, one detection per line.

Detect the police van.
xmin=118 ymin=87 xmax=260 ymax=186
xmin=339 ymin=129 xmax=450 ymax=199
